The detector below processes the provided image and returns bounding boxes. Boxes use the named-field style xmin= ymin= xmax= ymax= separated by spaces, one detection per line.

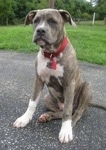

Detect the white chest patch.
xmin=37 ymin=51 xmax=64 ymax=83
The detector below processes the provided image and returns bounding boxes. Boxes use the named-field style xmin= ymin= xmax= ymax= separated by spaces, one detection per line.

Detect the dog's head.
xmin=25 ymin=9 xmax=76 ymax=52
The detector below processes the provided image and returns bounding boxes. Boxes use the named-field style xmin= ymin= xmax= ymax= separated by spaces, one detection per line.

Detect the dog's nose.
xmin=36 ymin=27 xmax=46 ymax=36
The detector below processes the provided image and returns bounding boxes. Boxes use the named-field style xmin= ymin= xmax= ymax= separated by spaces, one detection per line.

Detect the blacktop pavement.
xmin=0 ymin=51 xmax=106 ymax=150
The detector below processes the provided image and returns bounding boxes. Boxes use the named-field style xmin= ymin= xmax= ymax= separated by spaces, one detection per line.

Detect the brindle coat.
xmin=13 ymin=9 xmax=92 ymax=143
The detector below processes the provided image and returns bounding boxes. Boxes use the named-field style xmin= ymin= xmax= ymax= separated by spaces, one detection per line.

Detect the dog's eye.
xmin=48 ymin=19 xmax=57 ymax=25
xmin=34 ymin=18 xmax=40 ymax=24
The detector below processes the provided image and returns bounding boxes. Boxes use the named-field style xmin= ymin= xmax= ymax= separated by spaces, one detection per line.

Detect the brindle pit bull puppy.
xmin=13 ymin=9 xmax=92 ymax=143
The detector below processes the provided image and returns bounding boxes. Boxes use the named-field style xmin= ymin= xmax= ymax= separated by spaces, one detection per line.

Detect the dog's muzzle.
xmin=33 ymin=27 xmax=49 ymax=47
xmin=36 ymin=27 xmax=46 ymax=36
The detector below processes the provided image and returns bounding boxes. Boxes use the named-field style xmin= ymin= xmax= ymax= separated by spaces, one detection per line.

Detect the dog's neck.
xmin=41 ymin=37 xmax=69 ymax=70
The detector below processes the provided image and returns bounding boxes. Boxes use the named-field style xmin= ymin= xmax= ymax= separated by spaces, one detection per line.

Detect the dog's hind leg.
xmin=38 ymin=111 xmax=63 ymax=122
xmin=38 ymin=94 xmax=63 ymax=122
xmin=72 ymin=82 xmax=92 ymax=127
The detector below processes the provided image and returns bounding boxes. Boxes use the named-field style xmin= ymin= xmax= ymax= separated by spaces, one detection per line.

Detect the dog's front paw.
xmin=59 ymin=120 xmax=73 ymax=143
xmin=13 ymin=114 xmax=31 ymax=128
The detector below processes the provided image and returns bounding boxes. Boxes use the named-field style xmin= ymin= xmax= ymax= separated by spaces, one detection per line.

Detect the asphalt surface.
xmin=0 ymin=51 xmax=106 ymax=150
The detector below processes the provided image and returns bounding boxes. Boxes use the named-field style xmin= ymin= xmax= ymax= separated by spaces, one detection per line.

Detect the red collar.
xmin=42 ymin=37 xmax=68 ymax=70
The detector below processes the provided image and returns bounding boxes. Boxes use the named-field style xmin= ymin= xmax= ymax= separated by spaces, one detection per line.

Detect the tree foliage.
xmin=0 ymin=0 xmax=105 ymax=25
xmin=0 ymin=0 xmax=16 ymax=25
xmin=93 ymin=0 xmax=106 ymax=19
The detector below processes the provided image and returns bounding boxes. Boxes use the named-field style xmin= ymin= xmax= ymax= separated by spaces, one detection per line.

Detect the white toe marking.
xmin=13 ymin=114 xmax=31 ymax=128
xmin=13 ymin=96 xmax=40 ymax=128
xmin=59 ymin=120 xmax=73 ymax=143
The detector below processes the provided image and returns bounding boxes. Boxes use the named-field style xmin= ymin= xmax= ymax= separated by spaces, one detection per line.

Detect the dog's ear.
xmin=24 ymin=10 xmax=37 ymax=25
xmin=59 ymin=10 xmax=77 ymax=27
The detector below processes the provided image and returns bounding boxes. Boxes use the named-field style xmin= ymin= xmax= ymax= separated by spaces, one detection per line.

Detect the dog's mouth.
xmin=36 ymin=39 xmax=45 ymax=47
xmin=34 ymin=36 xmax=51 ymax=48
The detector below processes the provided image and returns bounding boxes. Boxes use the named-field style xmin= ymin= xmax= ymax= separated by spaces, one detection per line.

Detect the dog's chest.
xmin=37 ymin=51 xmax=64 ymax=84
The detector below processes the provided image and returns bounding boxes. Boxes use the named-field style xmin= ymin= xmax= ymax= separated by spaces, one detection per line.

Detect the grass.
xmin=0 ymin=25 xmax=39 ymax=53
xmin=66 ymin=23 xmax=106 ymax=65
xmin=0 ymin=21 xmax=106 ymax=65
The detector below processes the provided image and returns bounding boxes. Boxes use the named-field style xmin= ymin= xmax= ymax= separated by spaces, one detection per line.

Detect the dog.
xmin=13 ymin=9 xmax=92 ymax=143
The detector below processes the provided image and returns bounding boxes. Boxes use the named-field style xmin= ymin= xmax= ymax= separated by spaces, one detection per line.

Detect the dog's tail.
xmin=89 ymin=102 xmax=106 ymax=110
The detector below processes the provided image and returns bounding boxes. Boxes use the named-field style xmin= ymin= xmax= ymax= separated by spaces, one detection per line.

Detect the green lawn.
xmin=0 ymin=25 xmax=38 ymax=53
xmin=0 ymin=22 xmax=106 ymax=65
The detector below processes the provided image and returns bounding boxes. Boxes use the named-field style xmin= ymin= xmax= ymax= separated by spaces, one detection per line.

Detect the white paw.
xmin=59 ymin=120 xmax=73 ymax=143
xmin=13 ymin=114 xmax=31 ymax=128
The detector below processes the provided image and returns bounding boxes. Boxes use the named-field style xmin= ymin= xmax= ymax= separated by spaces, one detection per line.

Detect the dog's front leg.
xmin=59 ymin=80 xmax=75 ymax=143
xmin=13 ymin=75 xmax=44 ymax=128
